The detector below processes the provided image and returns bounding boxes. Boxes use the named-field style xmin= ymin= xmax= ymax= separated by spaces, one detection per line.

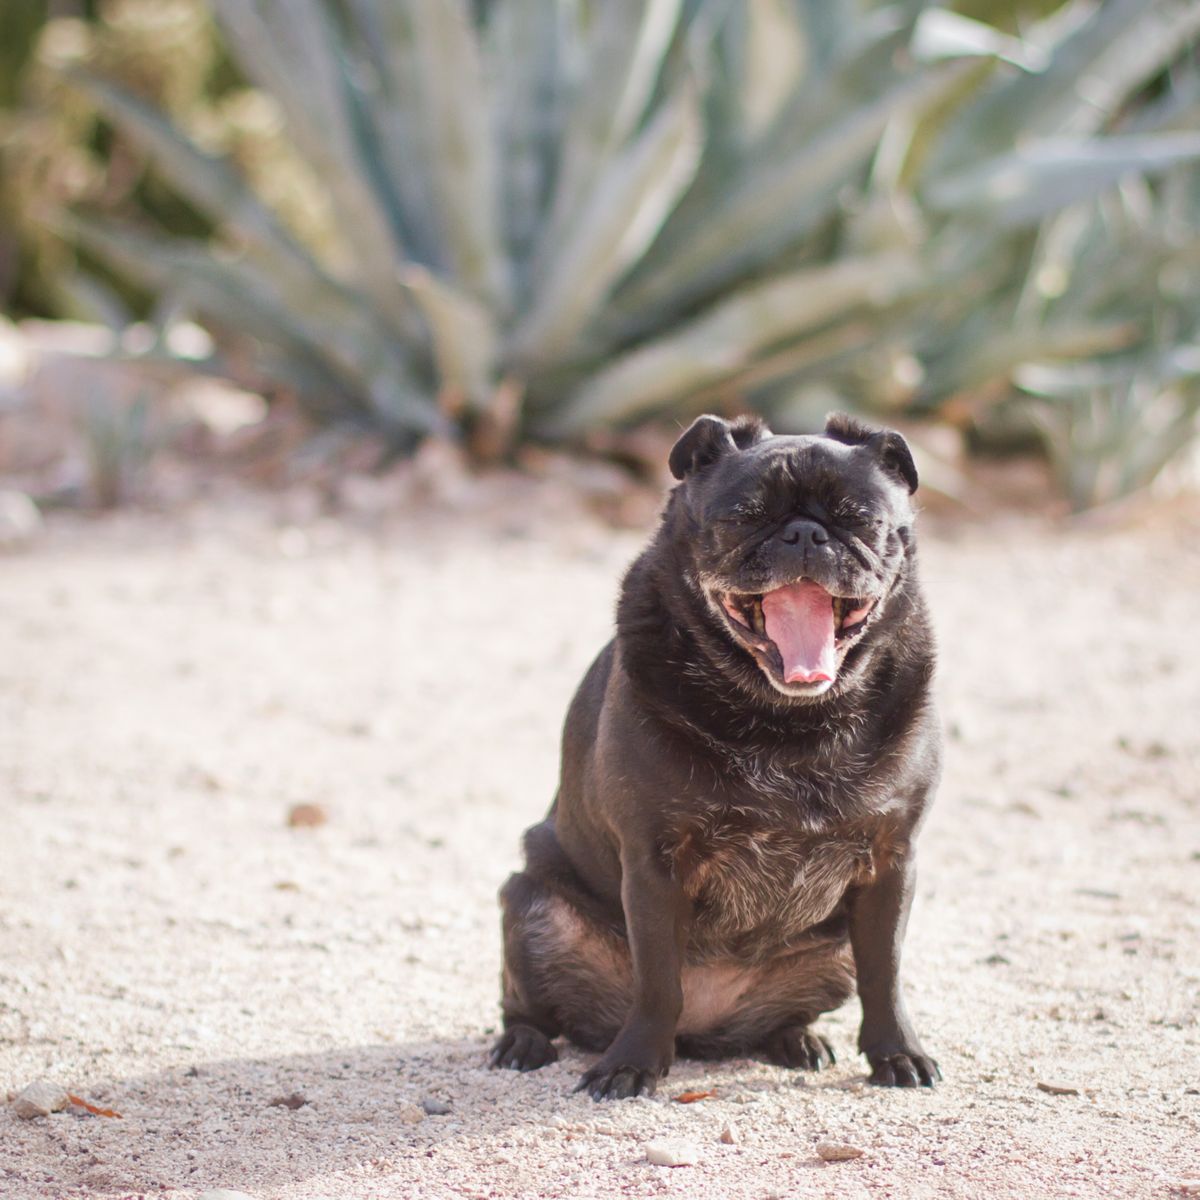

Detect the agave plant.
xmin=1012 ymin=168 xmax=1200 ymax=508
xmin=44 ymin=0 xmax=1200 ymax=497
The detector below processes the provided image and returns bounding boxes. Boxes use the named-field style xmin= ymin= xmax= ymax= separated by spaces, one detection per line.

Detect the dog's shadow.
xmin=54 ymin=1033 xmax=868 ymax=1194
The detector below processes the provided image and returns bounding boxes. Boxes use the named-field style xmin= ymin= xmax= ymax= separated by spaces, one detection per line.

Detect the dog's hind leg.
xmin=491 ymin=872 xmax=563 ymax=1071
xmin=675 ymin=938 xmax=855 ymax=1065
xmin=490 ymin=859 xmax=635 ymax=1072
xmin=760 ymin=1023 xmax=837 ymax=1070
xmin=749 ymin=940 xmax=855 ymax=1071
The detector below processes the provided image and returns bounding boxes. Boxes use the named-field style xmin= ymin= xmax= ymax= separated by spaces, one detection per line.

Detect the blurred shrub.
xmin=0 ymin=0 xmax=58 ymax=313
xmin=0 ymin=1 xmax=328 ymax=321
xmin=11 ymin=0 xmax=1200 ymax=507
xmin=2 ymin=2 xmax=209 ymax=318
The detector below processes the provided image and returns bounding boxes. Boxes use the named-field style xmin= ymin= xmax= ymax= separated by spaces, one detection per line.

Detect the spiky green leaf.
xmin=209 ymin=0 xmax=415 ymax=335
xmin=927 ymin=133 xmax=1200 ymax=227
xmin=61 ymin=212 xmax=439 ymax=433
xmin=404 ymin=0 xmax=512 ymax=310
xmin=401 ymin=267 xmax=497 ymax=410
xmin=543 ymin=252 xmax=921 ymax=435
xmin=534 ymin=0 xmax=685 ymax=279
xmin=511 ymin=76 xmax=703 ymax=367
xmin=483 ymin=0 xmax=573 ymax=301
xmin=611 ymin=60 xmax=971 ymax=331
xmin=933 ymin=0 xmax=1200 ymax=169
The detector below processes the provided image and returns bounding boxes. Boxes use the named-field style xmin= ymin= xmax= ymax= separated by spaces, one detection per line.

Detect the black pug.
xmin=490 ymin=412 xmax=942 ymax=1099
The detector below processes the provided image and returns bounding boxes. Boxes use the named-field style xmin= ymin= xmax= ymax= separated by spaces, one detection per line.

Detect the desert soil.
xmin=1 ymin=481 xmax=1198 ymax=1200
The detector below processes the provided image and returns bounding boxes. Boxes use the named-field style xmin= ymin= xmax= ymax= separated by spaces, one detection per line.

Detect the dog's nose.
xmin=779 ymin=518 xmax=829 ymax=547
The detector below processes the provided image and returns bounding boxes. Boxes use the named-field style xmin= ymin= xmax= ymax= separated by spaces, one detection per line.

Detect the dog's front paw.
xmin=574 ymin=1025 xmax=674 ymax=1101
xmin=575 ymin=1061 xmax=662 ymax=1101
xmin=490 ymin=1024 xmax=559 ymax=1072
xmin=867 ymin=1051 xmax=941 ymax=1088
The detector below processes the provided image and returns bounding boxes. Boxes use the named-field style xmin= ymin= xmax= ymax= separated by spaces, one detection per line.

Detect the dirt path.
xmin=1 ymin=489 xmax=1198 ymax=1199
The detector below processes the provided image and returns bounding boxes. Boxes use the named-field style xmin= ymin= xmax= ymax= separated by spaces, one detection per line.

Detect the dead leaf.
xmin=672 ymin=1089 xmax=716 ymax=1104
xmin=67 ymin=1094 xmax=122 ymax=1119
xmin=1036 ymin=1081 xmax=1080 ymax=1096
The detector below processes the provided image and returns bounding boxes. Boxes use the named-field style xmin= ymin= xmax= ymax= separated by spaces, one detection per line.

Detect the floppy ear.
xmin=823 ymin=412 xmax=918 ymax=494
xmin=668 ymin=414 xmax=770 ymax=481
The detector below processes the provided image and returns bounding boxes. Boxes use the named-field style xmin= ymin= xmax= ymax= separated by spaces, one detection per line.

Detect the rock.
xmin=645 ymin=1139 xmax=699 ymax=1167
xmin=0 ymin=315 xmax=30 ymax=396
xmin=0 ymin=491 xmax=42 ymax=552
xmin=286 ymin=803 xmax=328 ymax=828
xmin=816 ymin=1141 xmax=865 ymax=1162
xmin=11 ymin=1080 xmax=69 ymax=1119
xmin=1169 ymin=1182 xmax=1200 ymax=1195
xmin=720 ymin=1123 xmax=740 ymax=1145
xmin=196 ymin=1192 xmax=257 ymax=1200
xmin=174 ymin=376 xmax=266 ymax=438
xmin=397 ymin=1102 xmax=426 ymax=1125
xmin=421 ymin=1096 xmax=452 ymax=1115
xmin=268 ymin=1092 xmax=307 ymax=1110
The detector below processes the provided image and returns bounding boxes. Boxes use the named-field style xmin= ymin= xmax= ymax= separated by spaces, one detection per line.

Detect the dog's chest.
xmin=672 ymin=812 xmax=875 ymax=954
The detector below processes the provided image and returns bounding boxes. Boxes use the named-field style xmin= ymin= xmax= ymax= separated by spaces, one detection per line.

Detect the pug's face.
xmin=667 ymin=413 xmax=919 ymax=701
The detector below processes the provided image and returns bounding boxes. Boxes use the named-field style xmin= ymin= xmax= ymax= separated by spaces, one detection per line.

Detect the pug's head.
xmin=665 ymin=412 xmax=920 ymax=702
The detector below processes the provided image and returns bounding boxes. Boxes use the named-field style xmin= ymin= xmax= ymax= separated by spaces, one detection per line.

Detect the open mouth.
xmin=717 ymin=580 xmax=878 ymax=691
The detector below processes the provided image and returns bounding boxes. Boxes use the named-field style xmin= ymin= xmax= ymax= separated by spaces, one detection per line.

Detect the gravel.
xmin=0 ymin=492 xmax=1197 ymax=1198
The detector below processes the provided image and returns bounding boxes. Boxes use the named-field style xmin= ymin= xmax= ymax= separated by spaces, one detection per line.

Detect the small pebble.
xmin=421 ymin=1096 xmax=452 ymax=1115
xmin=645 ymin=1139 xmax=699 ymax=1167
xmin=816 ymin=1141 xmax=865 ymax=1162
xmin=287 ymin=803 xmax=328 ymax=828
xmin=0 ymin=491 xmax=41 ymax=552
xmin=397 ymin=1102 xmax=426 ymax=1125
xmin=720 ymin=1123 xmax=740 ymax=1145
xmin=11 ymin=1080 xmax=69 ymax=1119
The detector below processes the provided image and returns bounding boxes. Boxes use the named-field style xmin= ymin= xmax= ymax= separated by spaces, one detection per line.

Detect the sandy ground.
xmin=1 ymin=482 xmax=1198 ymax=1200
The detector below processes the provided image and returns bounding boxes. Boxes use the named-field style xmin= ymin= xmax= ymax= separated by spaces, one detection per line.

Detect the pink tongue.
xmin=761 ymin=581 xmax=837 ymax=684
